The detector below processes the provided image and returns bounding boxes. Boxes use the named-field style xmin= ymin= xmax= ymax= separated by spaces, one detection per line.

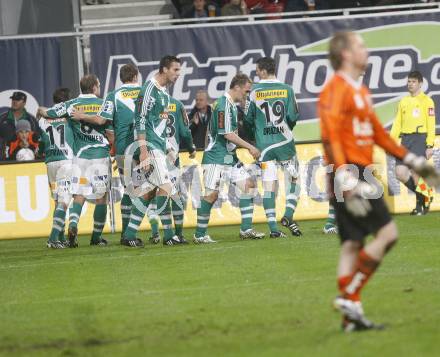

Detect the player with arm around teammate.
xmin=38 ymin=75 xmax=113 ymax=248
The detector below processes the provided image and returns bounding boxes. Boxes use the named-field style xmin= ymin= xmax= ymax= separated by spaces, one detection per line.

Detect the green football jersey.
xmin=245 ymin=79 xmax=299 ymax=161
xmin=46 ymin=94 xmax=109 ymax=159
xmin=166 ymin=98 xmax=194 ymax=166
xmin=134 ymin=78 xmax=170 ymax=153
xmin=38 ymin=118 xmax=74 ymax=163
xmin=98 ymin=83 xmax=141 ymax=156
xmin=202 ymin=92 xmax=238 ymax=166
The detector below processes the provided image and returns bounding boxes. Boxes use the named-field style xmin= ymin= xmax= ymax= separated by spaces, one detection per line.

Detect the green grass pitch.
xmin=0 ymin=213 xmax=439 ymax=357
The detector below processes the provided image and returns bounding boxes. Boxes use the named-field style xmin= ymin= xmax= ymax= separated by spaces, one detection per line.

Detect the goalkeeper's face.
xmin=165 ymin=62 xmax=181 ymax=84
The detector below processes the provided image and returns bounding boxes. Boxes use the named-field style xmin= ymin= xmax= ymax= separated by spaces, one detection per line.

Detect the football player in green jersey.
xmin=122 ymin=55 xmax=185 ymax=246
xmin=72 ymin=64 xmax=160 ymax=247
xmin=165 ymin=97 xmax=197 ymax=243
xmin=38 ymin=75 xmax=112 ymax=247
xmin=39 ymin=88 xmax=74 ymax=249
xmin=193 ymin=73 xmax=263 ymax=244
xmin=245 ymin=57 xmax=302 ymax=238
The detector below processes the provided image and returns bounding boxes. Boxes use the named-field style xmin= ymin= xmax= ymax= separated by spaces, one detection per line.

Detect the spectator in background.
xmin=8 ymin=119 xmax=39 ymax=161
xmin=284 ymin=0 xmax=329 ymax=11
xmin=182 ymin=0 xmax=220 ymax=19
xmin=222 ymin=0 xmax=249 ymax=16
xmin=189 ymin=90 xmax=212 ymax=149
xmin=0 ymin=91 xmax=39 ymax=160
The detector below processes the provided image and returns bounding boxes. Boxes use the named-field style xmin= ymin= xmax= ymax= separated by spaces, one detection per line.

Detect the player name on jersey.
xmin=264 ymin=126 xmax=286 ymax=135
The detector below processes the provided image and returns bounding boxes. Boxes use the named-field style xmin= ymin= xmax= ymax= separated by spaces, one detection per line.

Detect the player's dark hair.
xmin=408 ymin=70 xmax=423 ymax=83
xmin=80 ymin=74 xmax=99 ymax=94
xmin=229 ymin=73 xmax=251 ymax=89
xmin=159 ymin=55 xmax=181 ymax=73
xmin=52 ymin=87 xmax=70 ymax=104
xmin=328 ymin=31 xmax=355 ymax=70
xmin=120 ymin=64 xmax=139 ymax=83
xmin=256 ymin=57 xmax=276 ymax=75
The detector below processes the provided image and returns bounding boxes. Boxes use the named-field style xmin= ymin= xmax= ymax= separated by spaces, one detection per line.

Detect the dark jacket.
xmin=0 ymin=109 xmax=39 ymax=160
xmin=189 ymin=105 xmax=213 ymax=149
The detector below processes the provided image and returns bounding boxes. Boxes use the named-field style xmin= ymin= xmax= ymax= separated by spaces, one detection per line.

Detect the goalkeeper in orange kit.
xmin=318 ymin=31 xmax=440 ymax=332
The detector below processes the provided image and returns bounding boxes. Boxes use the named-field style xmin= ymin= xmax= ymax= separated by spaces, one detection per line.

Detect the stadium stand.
xmin=80 ymin=0 xmax=178 ymax=29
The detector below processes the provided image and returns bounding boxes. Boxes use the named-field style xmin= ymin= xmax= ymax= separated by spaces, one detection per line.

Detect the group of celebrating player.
xmin=37 ymin=54 xmax=337 ymax=249
xmin=37 ymin=30 xmax=440 ymax=332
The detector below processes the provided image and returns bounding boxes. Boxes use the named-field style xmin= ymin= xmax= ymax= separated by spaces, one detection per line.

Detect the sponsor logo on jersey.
xmin=429 ymin=107 xmax=435 ymax=116
xmin=53 ymin=103 xmax=67 ymax=117
xmin=102 ymin=100 xmax=114 ymax=114
xmin=121 ymin=89 xmax=140 ymax=99
xmin=159 ymin=112 xmax=168 ymax=120
xmin=167 ymin=103 xmax=177 ymax=112
xmin=256 ymin=90 xmax=288 ymax=100
xmin=75 ymin=104 xmax=102 ymax=113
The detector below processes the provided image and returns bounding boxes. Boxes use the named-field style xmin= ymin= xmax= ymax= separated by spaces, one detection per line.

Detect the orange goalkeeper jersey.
xmin=318 ymin=72 xmax=407 ymax=169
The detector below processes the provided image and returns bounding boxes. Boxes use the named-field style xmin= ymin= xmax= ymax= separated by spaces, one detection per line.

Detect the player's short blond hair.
xmin=328 ymin=31 xmax=355 ymax=71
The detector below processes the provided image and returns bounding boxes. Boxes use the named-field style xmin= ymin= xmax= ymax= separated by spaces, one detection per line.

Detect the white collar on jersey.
xmin=337 ymin=71 xmax=362 ymax=90
xmin=151 ymin=77 xmax=167 ymax=92
xmin=121 ymin=83 xmax=139 ymax=88
xmin=224 ymin=92 xmax=235 ymax=105
xmin=258 ymin=78 xmax=281 ymax=83
xmin=78 ymin=94 xmax=97 ymax=98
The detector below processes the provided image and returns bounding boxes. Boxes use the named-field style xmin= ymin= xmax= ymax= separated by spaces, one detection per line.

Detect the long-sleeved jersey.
xmin=319 ymin=72 xmax=407 ymax=169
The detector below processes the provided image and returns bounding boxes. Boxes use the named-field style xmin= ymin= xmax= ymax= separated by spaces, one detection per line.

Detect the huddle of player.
xmin=37 ymin=55 xmax=337 ymax=249
xmin=36 ymin=32 xmax=440 ymax=332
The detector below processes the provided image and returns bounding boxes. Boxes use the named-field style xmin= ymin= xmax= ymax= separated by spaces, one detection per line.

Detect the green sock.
xmin=263 ymin=191 xmax=278 ymax=232
xmin=58 ymin=227 xmax=66 ymax=242
xmin=239 ymin=196 xmax=254 ymax=231
xmin=283 ymin=180 xmax=300 ymax=220
xmin=68 ymin=202 xmax=83 ymax=229
xmin=91 ymin=204 xmax=107 ymax=242
xmin=120 ymin=194 xmax=132 ymax=235
xmin=195 ymin=199 xmax=213 ymax=238
xmin=172 ymin=198 xmax=184 ymax=236
xmin=325 ymin=204 xmax=336 ymax=227
xmin=156 ymin=195 xmax=173 ymax=240
xmin=124 ymin=197 xmax=151 ymax=240
xmin=49 ymin=204 xmax=66 ymax=242
xmin=148 ymin=198 xmax=159 ymax=236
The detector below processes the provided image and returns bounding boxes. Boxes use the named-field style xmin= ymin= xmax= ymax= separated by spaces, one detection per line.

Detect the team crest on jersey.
xmin=218 ymin=111 xmax=225 ymax=129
